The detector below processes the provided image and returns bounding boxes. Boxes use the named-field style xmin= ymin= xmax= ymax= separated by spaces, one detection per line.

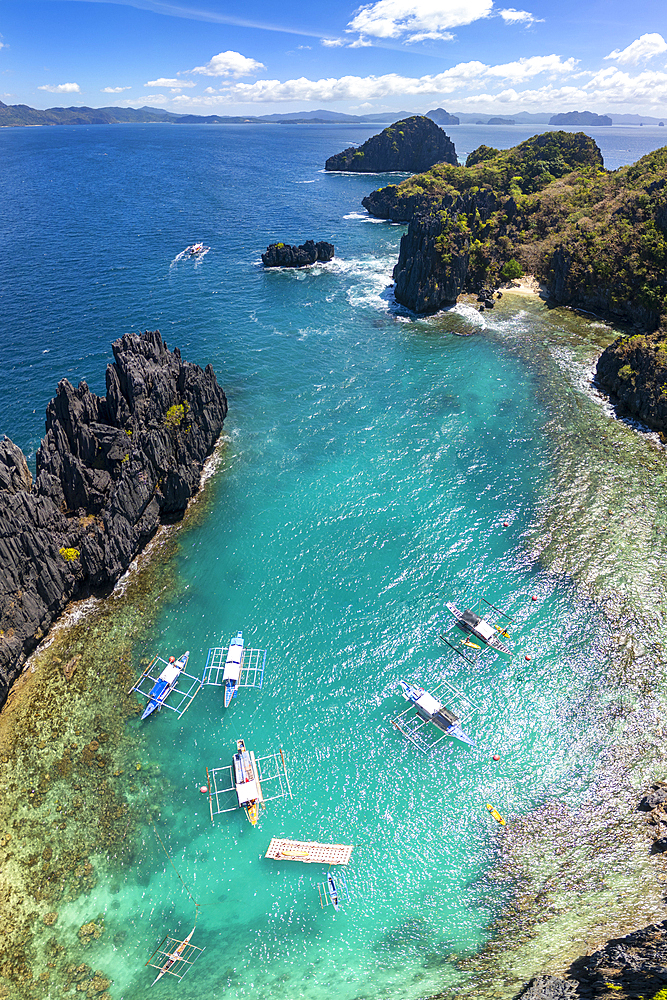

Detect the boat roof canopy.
xmin=159 ymin=664 xmax=181 ymax=684
xmin=416 ymin=691 xmax=441 ymax=716
xmin=236 ymin=779 xmax=258 ymax=804
xmin=475 ymin=620 xmax=496 ymax=641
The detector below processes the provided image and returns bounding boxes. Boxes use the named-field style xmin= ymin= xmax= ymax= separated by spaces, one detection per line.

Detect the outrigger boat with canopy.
xmin=205 ymin=742 xmax=292 ymax=825
xmin=443 ymin=596 xmax=515 ymax=661
xmin=393 ymin=680 xmax=476 ymax=751
xmin=391 ymin=677 xmax=480 ymax=754
xmin=129 ymin=651 xmax=202 ymax=721
xmin=201 ymin=631 xmax=267 ymax=709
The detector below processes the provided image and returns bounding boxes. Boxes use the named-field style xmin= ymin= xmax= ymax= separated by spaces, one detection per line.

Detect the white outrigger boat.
xmin=233 ymin=738 xmax=261 ymax=826
xmin=141 ymin=652 xmax=189 ymax=720
xmin=445 ymin=599 xmax=513 ymax=658
xmin=222 ymin=632 xmax=244 ymax=708
xmin=398 ymin=681 xmax=476 ymax=747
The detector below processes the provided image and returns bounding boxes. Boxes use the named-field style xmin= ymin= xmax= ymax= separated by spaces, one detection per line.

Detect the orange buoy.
xmin=525 ymin=654 xmax=531 ymax=661
xmin=531 ymin=595 xmax=538 ymax=601
xmin=199 ymin=785 xmax=208 ymax=794
xmin=493 ymin=754 xmax=500 ymax=761
xmin=503 ymin=521 xmax=509 ymax=527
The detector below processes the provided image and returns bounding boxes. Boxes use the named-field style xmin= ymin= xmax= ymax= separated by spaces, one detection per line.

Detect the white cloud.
xmin=38 ymin=82 xmax=81 ymax=93
xmin=321 ymin=38 xmax=345 ymax=47
xmin=189 ymin=50 xmax=265 ymax=78
xmin=297 ymin=45 xmax=312 ymax=50
xmin=101 ymin=86 xmax=131 ymax=93
xmin=347 ymin=0 xmax=493 ymax=42
xmin=195 ymin=54 xmax=576 ymax=104
xmin=498 ymin=8 xmax=542 ymax=26
xmin=145 ymin=78 xmax=196 ymax=88
xmin=605 ymin=32 xmax=667 ymax=66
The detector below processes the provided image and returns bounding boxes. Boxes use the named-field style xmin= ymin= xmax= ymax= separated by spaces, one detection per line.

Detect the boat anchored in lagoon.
xmin=202 ymin=631 xmax=267 ymax=708
xmin=443 ymin=595 xmax=515 ymax=660
xmin=391 ymin=678 xmax=479 ymax=753
xmin=129 ymin=651 xmax=202 ymax=721
xmin=205 ymin=742 xmax=292 ymax=825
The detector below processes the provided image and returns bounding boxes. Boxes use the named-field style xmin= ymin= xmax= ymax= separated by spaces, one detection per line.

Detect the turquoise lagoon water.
xmin=1 ymin=123 xmax=666 ymax=999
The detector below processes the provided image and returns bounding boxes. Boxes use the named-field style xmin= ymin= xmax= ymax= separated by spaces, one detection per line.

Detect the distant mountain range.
xmin=0 ymin=100 xmax=664 ymax=129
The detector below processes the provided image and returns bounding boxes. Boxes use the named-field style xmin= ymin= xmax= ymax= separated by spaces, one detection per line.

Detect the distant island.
xmin=325 ymin=116 xmax=457 ymax=173
xmin=549 ymin=111 xmax=612 ymax=126
xmin=2 ymin=99 xmax=664 ymax=129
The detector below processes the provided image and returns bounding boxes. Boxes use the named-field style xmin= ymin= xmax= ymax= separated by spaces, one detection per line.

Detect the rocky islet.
xmin=0 ymin=329 xmax=227 ymax=708
xmin=325 ymin=115 xmax=457 ymax=173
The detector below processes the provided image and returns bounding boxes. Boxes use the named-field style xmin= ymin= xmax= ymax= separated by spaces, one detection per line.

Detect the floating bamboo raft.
xmin=265 ymin=838 xmax=353 ymax=865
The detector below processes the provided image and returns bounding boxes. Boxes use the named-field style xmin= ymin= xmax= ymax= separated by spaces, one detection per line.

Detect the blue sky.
xmin=1 ymin=0 xmax=666 ymax=115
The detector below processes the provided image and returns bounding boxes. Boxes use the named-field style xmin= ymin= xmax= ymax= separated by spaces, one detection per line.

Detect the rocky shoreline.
xmin=0 ymin=329 xmax=227 ymax=708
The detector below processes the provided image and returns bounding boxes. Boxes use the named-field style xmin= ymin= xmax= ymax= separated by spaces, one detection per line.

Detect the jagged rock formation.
xmin=595 ymin=330 xmax=667 ymax=435
xmin=0 ymin=330 xmax=227 ymax=707
xmin=262 ymin=240 xmax=334 ymax=267
xmin=516 ymin=920 xmax=667 ymax=998
xmin=363 ymin=133 xmax=667 ymax=330
xmin=325 ymin=116 xmax=457 ymax=173
xmin=549 ymin=111 xmax=612 ymax=126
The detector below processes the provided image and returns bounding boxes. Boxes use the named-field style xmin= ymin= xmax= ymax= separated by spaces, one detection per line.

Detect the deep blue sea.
xmin=1 ymin=121 xmax=666 ymax=1000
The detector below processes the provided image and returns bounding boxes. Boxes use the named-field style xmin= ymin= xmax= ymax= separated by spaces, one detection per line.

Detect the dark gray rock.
xmin=516 ymin=975 xmax=577 ymax=998
xmin=325 ymin=116 xmax=457 ymax=173
xmin=639 ymin=782 xmax=667 ymax=811
xmin=262 ymin=240 xmax=334 ymax=267
xmin=0 ymin=330 xmax=227 ymax=707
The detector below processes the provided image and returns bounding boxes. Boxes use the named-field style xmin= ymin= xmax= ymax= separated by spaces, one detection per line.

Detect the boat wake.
xmin=170 ymin=243 xmax=210 ymax=267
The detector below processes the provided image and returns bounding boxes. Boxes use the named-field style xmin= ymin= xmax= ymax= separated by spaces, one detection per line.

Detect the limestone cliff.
xmin=595 ymin=329 xmax=667 ymax=435
xmin=362 ymin=134 xmax=667 ymax=331
xmin=325 ymin=116 xmax=457 ymax=173
xmin=0 ymin=330 xmax=227 ymax=707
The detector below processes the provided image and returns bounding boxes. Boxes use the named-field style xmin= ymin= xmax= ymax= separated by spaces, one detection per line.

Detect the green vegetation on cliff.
xmin=376 ymin=132 xmax=667 ymax=329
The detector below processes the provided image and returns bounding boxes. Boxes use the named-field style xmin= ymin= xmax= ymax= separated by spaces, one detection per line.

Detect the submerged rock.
xmin=0 ymin=330 xmax=227 ymax=707
xmin=262 ymin=240 xmax=334 ymax=267
xmin=325 ymin=115 xmax=457 ymax=173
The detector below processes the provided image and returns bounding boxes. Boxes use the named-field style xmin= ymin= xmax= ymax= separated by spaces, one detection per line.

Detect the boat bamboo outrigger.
xmin=129 ymin=652 xmax=202 ymax=720
xmin=391 ymin=678 xmax=480 ymax=754
xmin=201 ymin=632 xmax=267 ymax=708
xmin=206 ymin=743 xmax=291 ymax=825
xmin=317 ymin=870 xmax=351 ymax=911
xmin=443 ymin=596 xmax=515 ymax=661
xmin=146 ymin=926 xmax=204 ymax=986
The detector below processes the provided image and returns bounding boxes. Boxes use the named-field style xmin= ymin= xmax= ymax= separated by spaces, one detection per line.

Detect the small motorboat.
xmin=327 ymin=872 xmax=340 ymax=911
xmin=187 ymin=242 xmax=205 ymax=255
xmin=141 ymin=651 xmax=189 ymax=720
xmin=150 ymin=926 xmax=196 ymax=986
xmin=222 ymin=632 xmax=244 ymax=708
xmin=399 ymin=680 xmax=475 ymax=747
xmin=233 ymin=738 xmax=260 ymax=826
